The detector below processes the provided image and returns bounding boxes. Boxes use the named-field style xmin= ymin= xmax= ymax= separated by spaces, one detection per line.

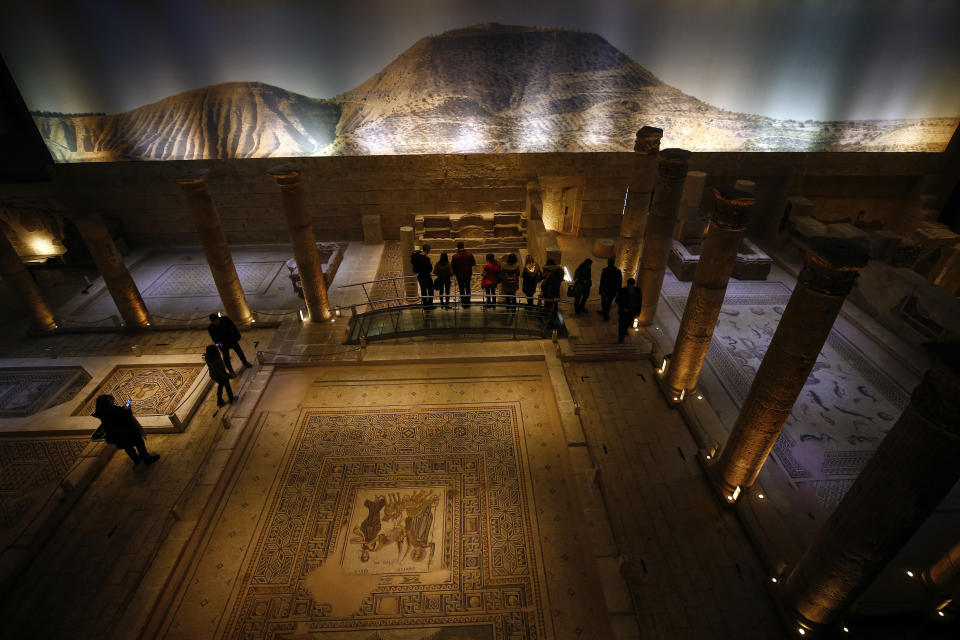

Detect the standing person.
xmin=450 ymin=241 xmax=476 ymax=308
xmin=433 ymin=252 xmax=453 ymax=309
xmin=615 ymin=278 xmax=644 ymax=343
xmin=411 ymin=244 xmax=434 ymax=309
xmin=480 ymin=253 xmax=500 ymax=309
xmin=597 ymin=257 xmax=623 ymax=322
xmin=540 ymin=259 xmax=564 ymax=313
xmin=500 ymin=254 xmax=521 ymax=312
xmin=91 ymin=394 xmax=160 ymax=468
xmin=204 ymin=344 xmax=236 ymax=406
xmin=208 ymin=313 xmax=251 ymax=376
xmin=521 ymin=254 xmax=543 ymax=307
xmin=573 ymin=258 xmax=593 ymax=315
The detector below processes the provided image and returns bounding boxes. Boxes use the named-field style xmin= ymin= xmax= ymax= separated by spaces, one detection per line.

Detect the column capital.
xmin=657 ymin=148 xmax=692 ymax=179
xmin=172 ymin=168 xmax=211 ymax=187
xmin=267 ymin=163 xmax=302 ymax=188
xmin=796 ymin=234 xmax=869 ymax=296
xmin=912 ymin=342 xmax=960 ymax=434
xmin=634 ymin=126 xmax=664 ymax=154
xmin=710 ymin=187 xmax=756 ymax=230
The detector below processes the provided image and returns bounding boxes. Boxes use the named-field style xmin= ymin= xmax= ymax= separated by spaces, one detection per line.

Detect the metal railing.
xmin=344 ymin=295 xmax=568 ymax=344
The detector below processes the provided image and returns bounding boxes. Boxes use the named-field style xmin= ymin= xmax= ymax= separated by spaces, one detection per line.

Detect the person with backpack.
xmin=91 ymin=394 xmax=160 ymax=469
xmin=480 ymin=253 xmax=500 ymax=309
xmin=500 ymin=254 xmax=521 ymax=312
xmin=204 ymin=344 xmax=236 ymax=406
xmin=450 ymin=242 xmax=476 ymax=308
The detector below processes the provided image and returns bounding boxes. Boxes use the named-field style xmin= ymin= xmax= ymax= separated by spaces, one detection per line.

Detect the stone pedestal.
xmin=665 ymin=188 xmax=755 ymax=398
xmin=615 ymin=127 xmax=662 ymax=279
xmin=0 ymin=224 xmax=56 ymax=332
xmin=781 ymin=345 xmax=960 ymax=630
xmin=174 ymin=169 xmax=252 ymax=327
xmin=637 ymin=148 xmax=692 ymax=325
xmin=714 ymin=233 xmax=868 ymax=494
xmin=362 ymin=214 xmax=383 ymax=245
xmin=673 ymin=171 xmax=707 ymax=241
xmin=267 ymin=164 xmax=331 ymax=322
xmin=399 ymin=226 xmax=418 ymax=298
xmin=71 ymin=214 xmax=150 ymax=328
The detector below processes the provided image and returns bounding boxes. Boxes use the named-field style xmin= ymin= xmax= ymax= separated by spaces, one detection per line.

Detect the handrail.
xmin=337 ymin=270 xmax=490 ymax=289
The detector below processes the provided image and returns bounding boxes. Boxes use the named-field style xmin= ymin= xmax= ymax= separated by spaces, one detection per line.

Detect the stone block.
xmin=866 ymin=229 xmax=901 ymax=260
xmin=732 ymin=238 xmax=773 ymax=280
xmin=668 ymin=240 xmax=699 ymax=281
xmin=361 ymin=214 xmax=382 ymax=244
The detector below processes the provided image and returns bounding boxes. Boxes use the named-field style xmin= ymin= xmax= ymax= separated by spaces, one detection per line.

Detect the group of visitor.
xmin=410 ymin=244 xmax=644 ymax=339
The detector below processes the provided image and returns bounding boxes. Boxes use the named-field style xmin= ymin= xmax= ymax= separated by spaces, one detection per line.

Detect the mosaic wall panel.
xmin=0 ymin=367 xmax=91 ymax=417
xmin=213 ymin=405 xmax=546 ymax=639
xmin=663 ymin=281 xmax=909 ymax=509
xmin=75 ymin=365 xmax=203 ymax=416
xmin=142 ymin=262 xmax=284 ymax=297
xmin=0 ymin=437 xmax=88 ymax=530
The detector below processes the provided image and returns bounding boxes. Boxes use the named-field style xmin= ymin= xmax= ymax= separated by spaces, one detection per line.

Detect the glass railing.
xmin=345 ymin=297 xmax=567 ymax=343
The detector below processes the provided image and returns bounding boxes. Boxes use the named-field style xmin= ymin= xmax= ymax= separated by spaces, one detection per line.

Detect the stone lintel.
xmin=267 ymin=163 xmax=302 ymax=185
xmin=634 ymin=126 xmax=664 ymax=154
xmin=711 ymin=187 xmax=757 ymax=230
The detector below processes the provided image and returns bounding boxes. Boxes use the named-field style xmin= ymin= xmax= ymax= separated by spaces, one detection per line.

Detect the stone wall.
xmin=0 ymin=152 xmax=942 ymax=249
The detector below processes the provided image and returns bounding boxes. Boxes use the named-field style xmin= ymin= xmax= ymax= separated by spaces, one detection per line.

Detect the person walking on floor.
xmin=451 ymin=242 xmax=476 ymax=308
xmin=91 ymin=394 xmax=160 ymax=468
xmin=500 ymin=254 xmax=521 ymax=312
xmin=411 ymin=243 xmax=435 ymax=309
xmin=204 ymin=344 xmax=236 ymax=406
xmin=433 ymin=252 xmax=453 ymax=309
xmin=572 ymin=258 xmax=593 ymax=315
xmin=521 ymin=254 xmax=543 ymax=307
xmin=208 ymin=313 xmax=251 ymax=376
xmin=615 ymin=277 xmax=644 ymax=343
xmin=480 ymin=253 xmax=500 ymax=309
xmin=597 ymin=257 xmax=623 ymax=322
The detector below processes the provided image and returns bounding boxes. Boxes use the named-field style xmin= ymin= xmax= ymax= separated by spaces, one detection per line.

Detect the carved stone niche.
xmin=0 ymin=199 xmax=68 ymax=261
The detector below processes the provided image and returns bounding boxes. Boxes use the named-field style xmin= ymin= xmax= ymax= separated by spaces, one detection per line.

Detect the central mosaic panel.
xmin=221 ymin=405 xmax=546 ymax=640
xmin=142 ymin=262 xmax=283 ymax=297
xmin=74 ymin=365 xmax=203 ymax=416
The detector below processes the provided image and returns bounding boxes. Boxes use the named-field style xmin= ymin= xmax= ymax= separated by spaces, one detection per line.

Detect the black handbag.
xmin=567 ymin=284 xmax=577 ymax=297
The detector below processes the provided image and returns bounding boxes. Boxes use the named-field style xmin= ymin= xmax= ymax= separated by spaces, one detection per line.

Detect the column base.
xmin=695 ymin=449 xmax=743 ymax=506
xmin=653 ymin=362 xmax=686 ymax=406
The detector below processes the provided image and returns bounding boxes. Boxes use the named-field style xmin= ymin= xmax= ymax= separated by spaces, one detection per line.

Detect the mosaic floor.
xmin=662 ymin=280 xmax=910 ymax=509
xmin=142 ymin=262 xmax=285 ymax=298
xmin=74 ymin=365 xmax=204 ymax=416
xmin=0 ymin=437 xmax=88 ymax=530
xmin=0 ymin=367 xmax=91 ymax=417
xmin=162 ymin=363 xmax=609 ymax=639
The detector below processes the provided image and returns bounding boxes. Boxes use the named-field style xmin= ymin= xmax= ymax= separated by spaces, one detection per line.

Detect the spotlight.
xmin=771 ymin=577 xmax=778 ymax=583
xmin=251 ymin=318 xmax=256 ymax=324
xmin=842 ymin=627 xmax=850 ymax=633
xmin=757 ymin=493 xmax=765 ymax=499
xmin=938 ymin=611 xmax=945 ymax=617
xmin=299 ymin=309 xmax=307 ymax=322
xmin=705 ymin=454 xmax=711 ymax=460
xmin=697 ymin=394 xmax=703 ymax=400
xmin=673 ymin=397 xmax=679 ymax=401
xmin=906 ymin=570 xmax=915 ymax=578
xmin=798 ymin=629 xmax=805 ymax=636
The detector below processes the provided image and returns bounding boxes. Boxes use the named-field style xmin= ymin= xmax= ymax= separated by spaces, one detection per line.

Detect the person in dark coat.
xmin=204 ymin=344 xmax=236 ymax=406
xmin=411 ymin=244 xmax=435 ymax=309
xmin=615 ymin=278 xmax=644 ymax=343
xmin=540 ymin=259 xmax=564 ymax=313
xmin=572 ymin=258 xmax=593 ymax=314
xmin=597 ymin=257 xmax=623 ymax=322
xmin=208 ymin=313 xmax=251 ymax=376
xmin=91 ymin=394 xmax=159 ymax=468
xmin=450 ymin=242 xmax=476 ymax=308
xmin=433 ymin=252 xmax=453 ymax=309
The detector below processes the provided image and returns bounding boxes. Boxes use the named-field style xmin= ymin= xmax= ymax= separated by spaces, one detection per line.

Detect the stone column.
xmin=0 ymin=224 xmax=56 ymax=332
xmin=71 ymin=214 xmax=150 ymax=328
xmin=399 ymin=226 xmax=418 ymax=298
xmin=267 ymin=164 xmax=331 ymax=322
xmin=713 ymin=234 xmax=868 ymax=494
xmin=665 ymin=187 xmax=756 ymax=398
xmin=673 ymin=171 xmax=708 ymax=241
xmin=636 ymin=148 xmax=692 ymax=325
xmin=924 ymin=538 xmax=960 ymax=593
xmin=615 ymin=127 xmax=662 ymax=279
xmin=173 ymin=169 xmax=252 ymax=327
xmin=781 ymin=344 xmax=960 ymax=630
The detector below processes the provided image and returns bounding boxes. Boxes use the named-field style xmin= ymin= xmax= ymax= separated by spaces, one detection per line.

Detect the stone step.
xmin=566 ymin=340 xmax=652 ymax=361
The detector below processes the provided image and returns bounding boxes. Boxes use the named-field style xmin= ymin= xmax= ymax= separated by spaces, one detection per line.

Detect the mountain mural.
xmin=32 ymin=23 xmax=959 ymax=162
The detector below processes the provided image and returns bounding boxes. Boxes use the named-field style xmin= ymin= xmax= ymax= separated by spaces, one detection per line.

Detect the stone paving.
xmin=564 ymin=359 xmax=786 ymax=639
